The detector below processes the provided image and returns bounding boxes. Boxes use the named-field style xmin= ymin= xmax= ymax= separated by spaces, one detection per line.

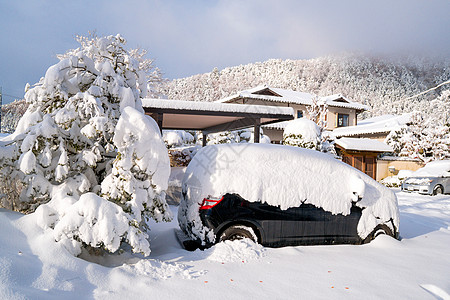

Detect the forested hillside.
xmin=162 ymin=54 xmax=450 ymax=119
xmin=2 ymin=54 xmax=449 ymax=133
xmin=1 ymin=100 xmax=27 ymax=133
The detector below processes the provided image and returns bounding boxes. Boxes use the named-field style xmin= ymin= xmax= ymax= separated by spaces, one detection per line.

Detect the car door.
xmin=444 ymin=175 xmax=450 ymax=193
xmin=288 ymin=203 xmax=326 ymax=243
xmin=249 ymin=202 xmax=284 ymax=245
xmin=258 ymin=203 xmax=326 ymax=245
xmin=443 ymin=170 xmax=450 ymax=193
xmin=275 ymin=204 xmax=325 ymax=245
xmin=323 ymin=203 xmax=362 ymax=243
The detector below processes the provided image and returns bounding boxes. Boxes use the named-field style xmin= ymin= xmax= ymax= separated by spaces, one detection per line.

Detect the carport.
xmin=142 ymin=98 xmax=294 ymax=146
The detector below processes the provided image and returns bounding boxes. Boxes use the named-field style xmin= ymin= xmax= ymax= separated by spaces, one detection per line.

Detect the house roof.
xmin=332 ymin=114 xmax=411 ymax=138
xmin=335 ymin=138 xmax=394 ymax=153
xmin=216 ymin=85 xmax=370 ymax=111
xmin=262 ymin=120 xmax=292 ymax=130
xmin=141 ymin=98 xmax=294 ymax=134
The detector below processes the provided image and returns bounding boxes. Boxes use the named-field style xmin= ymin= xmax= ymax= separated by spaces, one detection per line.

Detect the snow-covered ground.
xmin=1 ymin=190 xmax=449 ymax=299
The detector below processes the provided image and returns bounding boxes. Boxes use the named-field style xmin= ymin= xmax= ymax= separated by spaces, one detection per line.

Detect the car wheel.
xmin=433 ymin=185 xmax=443 ymax=195
xmin=363 ymin=224 xmax=393 ymax=243
xmin=219 ymin=225 xmax=258 ymax=243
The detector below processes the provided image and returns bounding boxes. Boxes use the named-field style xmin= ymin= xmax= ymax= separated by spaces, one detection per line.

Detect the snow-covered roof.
xmin=333 ymin=114 xmax=411 ymax=138
xmin=378 ymin=155 xmax=422 ymax=162
xmin=142 ymin=98 xmax=294 ymax=134
xmin=217 ymin=85 xmax=369 ymax=111
xmin=262 ymin=120 xmax=292 ymax=130
xmin=335 ymin=137 xmax=393 ymax=152
xmin=142 ymin=98 xmax=294 ymax=116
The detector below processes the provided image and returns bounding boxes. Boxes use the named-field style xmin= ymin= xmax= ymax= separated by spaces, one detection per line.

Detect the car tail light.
xmin=200 ymin=196 xmax=223 ymax=210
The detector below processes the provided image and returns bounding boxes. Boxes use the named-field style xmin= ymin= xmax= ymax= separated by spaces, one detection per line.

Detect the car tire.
xmin=433 ymin=185 xmax=443 ymax=195
xmin=219 ymin=225 xmax=258 ymax=243
xmin=363 ymin=224 xmax=393 ymax=243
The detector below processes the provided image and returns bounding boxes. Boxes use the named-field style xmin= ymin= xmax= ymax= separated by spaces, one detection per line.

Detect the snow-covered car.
xmin=177 ymin=144 xmax=399 ymax=250
xmin=401 ymin=160 xmax=450 ymax=195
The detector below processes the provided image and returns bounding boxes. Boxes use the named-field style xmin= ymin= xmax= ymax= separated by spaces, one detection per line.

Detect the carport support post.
xmin=202 ymin=131 xmax=207 ymax=147
xmin=156 ymin=113 xmax=163 ymax=134
xmin=254 ymin=119 xmax=260 ymax=143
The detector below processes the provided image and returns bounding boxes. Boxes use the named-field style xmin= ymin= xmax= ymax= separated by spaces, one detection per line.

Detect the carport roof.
xmin=142 ymin=98 xmax=294 ymax=134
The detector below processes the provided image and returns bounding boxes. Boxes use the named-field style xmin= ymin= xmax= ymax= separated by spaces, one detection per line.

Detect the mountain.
xmin=161 ymin=54 xmax=450 ymax=119
xmin=2 ymin=54 xmax=449 ymax=133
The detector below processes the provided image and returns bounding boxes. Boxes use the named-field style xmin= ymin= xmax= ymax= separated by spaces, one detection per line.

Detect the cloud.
xmin=0 ymin=0 xmax=449 ymax=101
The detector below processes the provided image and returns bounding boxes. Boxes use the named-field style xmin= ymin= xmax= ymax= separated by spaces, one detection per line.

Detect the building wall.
xmin=376 ymin=159 xmax=424 ymax=181
xmin=263 ymin=128 xmax=284 ymax=143
xmin=338 ymin=149 xmax=378 ymax=180
xmin=327 ymin=107 xmax=357 ymax=129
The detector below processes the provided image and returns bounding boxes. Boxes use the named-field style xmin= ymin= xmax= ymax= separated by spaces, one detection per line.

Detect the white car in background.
xmin=401 ymin=160 xmax=450 ymax=195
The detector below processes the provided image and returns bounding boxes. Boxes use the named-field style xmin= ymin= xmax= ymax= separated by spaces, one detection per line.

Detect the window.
xmin=297 ymin=110 xmax=303 ymax=118
xmin=337 ymin=114 xmax=349 ymax=127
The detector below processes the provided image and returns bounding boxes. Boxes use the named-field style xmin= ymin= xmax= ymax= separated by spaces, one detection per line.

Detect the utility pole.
xmin=0 ymin=86 xmax=2 ymax=133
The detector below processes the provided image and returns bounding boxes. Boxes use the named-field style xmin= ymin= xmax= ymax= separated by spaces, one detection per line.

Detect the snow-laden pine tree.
xmin=306 ymin=95 xmax=328 ymax=130
xmin=385 ymin=90 xmax=450 ymax=162
xmin=0 ymin=34 xmax=170 ymax=256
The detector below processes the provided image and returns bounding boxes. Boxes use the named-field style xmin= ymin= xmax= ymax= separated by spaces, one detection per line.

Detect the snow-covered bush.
xmin=380 ymin=176 xmax=402 ymax=188
xmin=163 ymin=130 xmax=195 ymax=148
xmin=320 ymin=130 xmax=337 ymax=156
xmin=283 ymin=118 xmax=321 ymax=150
xmin=168 ymin=146 xmax=200 ymax=167
xmin=207 ymin=131 xmax=240 ymax=145
xmin=206 ymin=128 xmax=270 ymax=145
xmin=237 ymin=128 xmax=271 ymax=144
xmin=0 ymin=34 xmax=170 ymax=256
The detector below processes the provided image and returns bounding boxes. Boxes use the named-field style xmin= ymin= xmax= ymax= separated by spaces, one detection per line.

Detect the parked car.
xmin=401 ymin=160 xmax=450 ymax=195
xmin=177 ymin=144 xmax=399 ymax=250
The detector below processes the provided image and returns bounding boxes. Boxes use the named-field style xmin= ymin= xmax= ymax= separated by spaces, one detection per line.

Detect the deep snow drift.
xmin=0 ymin=190 xmax=449 ymax=299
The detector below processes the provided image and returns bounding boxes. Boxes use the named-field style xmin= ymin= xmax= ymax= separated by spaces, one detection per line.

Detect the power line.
xmin=403 ymin=79 xmax=450 ymax=101
xmin=1 ymin=92 xmax=23 ymax=99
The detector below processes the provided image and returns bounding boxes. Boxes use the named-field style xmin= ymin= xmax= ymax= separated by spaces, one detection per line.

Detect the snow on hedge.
xmin=178 ymin=144 xmax=399 ymax=243
xmin=282 ymin=118 xmax=321 ymax=150
xmin=163 ymin=130 xmax=195 ymax=148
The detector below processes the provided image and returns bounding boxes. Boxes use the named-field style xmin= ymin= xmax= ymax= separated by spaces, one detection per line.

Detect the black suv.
xmin=177 ymin=144 xmax=399 ymax=251
xmin=179 ymin=193 xmax=396 ymax=251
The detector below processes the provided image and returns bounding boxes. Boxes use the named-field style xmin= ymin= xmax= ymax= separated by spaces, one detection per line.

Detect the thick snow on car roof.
xmin=181 ymin=143 xmax=398 ymax=240
xmin=411 ymin=160 xmax=450 ymax=177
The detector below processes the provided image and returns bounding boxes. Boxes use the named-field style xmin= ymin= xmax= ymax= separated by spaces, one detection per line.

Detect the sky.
xmin=0 ymin=0 xmax=449 ymax=104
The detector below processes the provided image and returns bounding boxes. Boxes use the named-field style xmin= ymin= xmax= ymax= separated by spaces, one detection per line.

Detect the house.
xmin=217 ymin=85 xmax=369 ymax=143
xmin=332 ymin=114 xmax=423 ymax=180
xmin=334 ymin=137 xmax=394 ymax=180
xmin=332 ymin=114 xmax=411 ymax=141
